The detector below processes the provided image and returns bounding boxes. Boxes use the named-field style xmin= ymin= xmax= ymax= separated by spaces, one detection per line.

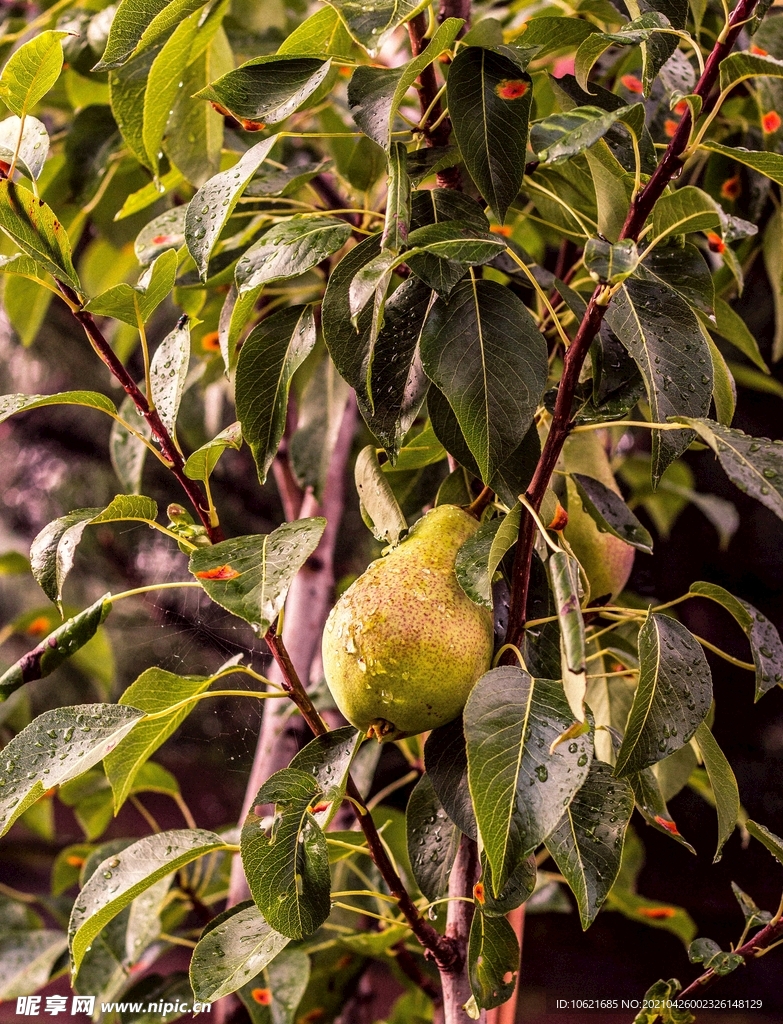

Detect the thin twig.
xmin=676 ymin=916 xmax=783 ymax=1000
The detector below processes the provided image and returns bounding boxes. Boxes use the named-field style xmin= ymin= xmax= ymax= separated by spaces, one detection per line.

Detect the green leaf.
xmin=699 ymin=139 xmax=783 ymax=186
xmin=406 ymin=773 xmax=461 ymax=902
xmin=0 ymin=596 xmax=111 ymax=700
xmin=694 ymin=722 xmax=740 ymax=863
xmin=235 ymin=305 xmax=317 ymax=484
xmin=719 ymin=49 xmax=783 ymax=92
xmin=241 ymin=768 xmax=331 ymax=940
xmin=0 ymin=930 xmax=68 ymax=1000
xmin=185 ymin=136 xmax=279 ymax=280
xmin=628 ymin=764 xmax=696 ymax=852
xmin=0 ymin=390 xmax=117 ymax=426
xmin=424 ymin=717 xmax=477 ymax=841
xmin=382 ymin=142 xmax=410 ymax=251
xmin=184 ymin=421 xmax=242 ymax=483
xmin=455 ymin=515 xmax=503 ymax=610
xmin=237 ymin=947 xmax=310 ymax=1024
xmin=688 ymin=581 xmax=783 ymax=699
xmin=604 ymin=273 xmax=712 ymax=484
xmin=705 ymin=330 xmax=736 ymax=427
xmin=111 ymin=395 xmax=151 ymax=495
xmin=688 ymin=937 xmax=743 ymax=976
xmin=30 ymin=496 xmax=158 ymax=609
xmin=478 ymin=850 xmax=537 ymax=917
xmin=289 ymin=726 xmax=359 ymax=827
xmin=189 ymin=519 xmax=326 ymax=633
xmin=467 ymin=910 xmax=519 ymax=1010
xmin=532 ymin=105 xmax=638 ymax=164
xmin=190 ymin=903 xmax=290 ymax=1002
xmin=572 ymin=474 xmax=653 ymax=553
xmin=96 ymin=0 xmax=204 ymax=70
xmin=289 ymin=355 xmax=352 ymax=497
xmin=196 ymin=56 xmax=331 ymax=124
xmin=149 ymin=318 xmax=190 ymax=437
xmin=354 ymin=444 xmax=408 ymax=546
xmin=549 ymin=548 xmax=588 ymax=722
xmin=323 ymin=234 xmax=432 ymax=458
xmin=347 ymin=18 xmax=463 ymax=148
xmin=574 ymin=13 xmax=672 ymax=94
xmin=323 ymin=0 xmax=432 ymax=53
xmin=732 ymin=882 xmax=773 ymax=929
xmin=84 ymin=249 xmax=178 ymax=325
xmin=0 ymin=180 xmax=79 ymax=290
xmin=236 ymin=217 xmax=351 ymax=294
xmin=0 ymin=30 xmax=68 ymax=117
xmin=104 ymin=667 xmax=211 ymax=811
xmin=518 ymin=16 xmax=596 ymax=56
xmin=69 ymin=828 xmax=227 ymax=972
xmin=464 ymin=667 xmax=593 ymax=893
xmin=746 ymin=819 xmax=783 ymax=866
xmin=607 ymin=889 xmax=697 ymax=946
xmin=584 ymin=238 xmax=639 ymax=284
xmin=277 ymin=5 xmax=355 ymax=58
xmin=545 ymin=761 xmax=634 ymax=928
xmin=447 ymin=46 xmax=532 ymax=223
xmin=674 ymin=418 xmax=783 ymax=525
xmin=134 ymin=208 xmax=187 ymax=267
xmin=650 ymin=186 xmax=720 ymax=242
xmin=615 ymin=613 xmax=712 ymax=777
xmin=0 ymin=703 xmax=145 ymax=837
xmin=420 ymin=278 xmax=547 ymax=483
xmin=0 ymin=115 xmax=49 ymax=180
xmin=632 ymin=980 xmax=694 ymax=1021
xmin=702 ymin=298 xmax=767 ymax=373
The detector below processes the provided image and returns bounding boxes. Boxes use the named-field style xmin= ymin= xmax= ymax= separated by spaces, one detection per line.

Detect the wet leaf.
xmin=406 ymin=773 xmax=461 ymax=902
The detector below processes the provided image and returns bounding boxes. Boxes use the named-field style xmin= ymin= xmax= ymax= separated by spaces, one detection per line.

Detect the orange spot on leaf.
xmin=310 ymin=801 xmax=330 ymax=813
xmin=65 ymin=855 xmax=86 ymax=867
xmin=548 ymin=503 xmax=569 ymax=532
xmin=26 ymin=616 xmax=52 ymax=636
xmin=490 ymin=224 xmax=512 ymax=236
xmin=706 ymin=232 xmax=725 ymax=254
xmin=473 ymin=882 xmax=485 ymax=904
xmin=495 ymin=79 xmax=529 ymax=100
xmin=195 ymin=564 xmax=240 ymax=580
xmin=251 ymin=989 xmax=272 ymax=1006
xmin=639 ymin=906 xmax=677 ymax=919
xmin=335 ymin=954 xmax=353 ymax=970
xmin=151 ymin=234 xmax=176 ymax=245
xmin=762 ymin=110 xmax=781 ymax=134
xmin=674 ymin=100 xmax=688 ymax=116
xmin=620 ymin=75 xmax=644 ymax=94
xmin=210 ymin=102 xmax=231 ymax=117
xmin=201 ymin=330 xmax=221 ymax=352
xmin=240 ymin=119 xmax=266 ymax=132
xmin=720 ymin=174 xmax=742 ymax=201
xmin=663 ymin=119 xmax=679 ymax=138
xmin=654 ymin=815 xmax=681 ymax=835
xmin=751 ymin=45 xmax=768 ymax=56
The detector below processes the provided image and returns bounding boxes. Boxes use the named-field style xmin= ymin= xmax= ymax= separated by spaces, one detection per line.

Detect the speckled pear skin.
xmin=322 ymin=504 xmax=494 ymax=741
xmin=563 ymin=431 xmax=635 ymax=602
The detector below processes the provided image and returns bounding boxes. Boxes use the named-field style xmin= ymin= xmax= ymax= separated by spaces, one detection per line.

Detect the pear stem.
xmin=465 ymin=485 xmax=495 ymax=520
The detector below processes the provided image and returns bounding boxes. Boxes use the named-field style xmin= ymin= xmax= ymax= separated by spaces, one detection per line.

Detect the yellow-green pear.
xmin=322 ymin=504 xmax=494 ymax=741
xmin=563 ymin=431 xmax=635 ymax=602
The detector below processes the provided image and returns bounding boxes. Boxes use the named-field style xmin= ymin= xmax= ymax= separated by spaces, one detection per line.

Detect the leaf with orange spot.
xmin=251 ymin=988 xmax=272 ymax=1005
xmin=0 ymin=180 xmax=79 ymax=290
xmin=195 ymin=564 xmax=240 ymax=581
xmin=495 ymin=78 xmax=528 ymax=99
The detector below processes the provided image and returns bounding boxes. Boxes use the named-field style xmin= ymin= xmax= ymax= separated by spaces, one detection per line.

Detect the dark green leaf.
xmin=196 ymin=56 xmax=330 ymax=124
xmin=572 ymin=474 xmax=653 ymax=553
xmin=236 ymin=217 xmax=351 ymax=294
xmin=241 ymin=768 xmax=331 ymax=939
xmin=615 ymin=614 xmax=712 ymax=776
xmin=719 ymin=50 xmax=783 ymax=92
xmin=574 ymin=13 xmax=672 ymax=95
xmin=628 ymin=764 xmax=696 ymax=853
xmin=465 ymin=667 xmax=593 ymax=893
xmin=643 ymin=242 xmax=714 ymax=314
xmin=406 ymin=773 xmax=461 ymax=902
xmin=702 ymin=298 xmax=767 ymax=373
xmin=632 ymin=980 xmax=694 ymax=1020
xmin=0 ymin=704 xmax=145 ymax=837
xmin=420 ymin=278 xmax=547 ymax=483
xmin=532 ymin=105 xmax=637 ymax=164
xmin=688 ymin=581 xmax=783 ymax=699
xmin=467 ymin=910 xmax=519 ymax=1010
xmin=688 ymin=937 xmax=743 ymax=976
xmin=650 ymin=186 xmax=720 ymax=242
xmin=238 ymin=947 xmax=310 ymax=1024
xmin=190 ymin=519 xmax=326 ymax=633
xmin=746 ymin=819 xmax=783 ymax=866
xmin=96 ymin=0 xmax=203 ymax=70
xmin=478 ymin=850 xmax=537 ymax=917
xmin=70 ymin=829 xmax=228 ymax=971
xmin=0 ymin=180 xmax=79 ymax=290
xmin=604 ymin=272 xmax=712 ymax=484
xmin=548 ymin=548 xmax=588 ymax=722
xmin=517 ymin=16 xmax=596 ymax=56
xmin=289 ymin=726 xmax=359 ymax=827
xmin=190 ymin=904 xmax=290 ymax=1002
xmin=289 ymin=356 xmax=352 ymax=497
xmin=235 ymin=305 xmax=317 ymax=483
xmin=455 ymin=516 xmax=502 ymax=610
xmin=694 ymin=722 xmax=740 ymax=862
xmin=584 ymin=238 xmax=639 ymax=284
xmin=447 ymin=46 xmax=532 ymax=222
xmin=673 ymin=418 xmax=783 ymax=525
xmin=185 ymin=136 xmax=279 ymax=279
xmin=545 ymin=761 xmax=634 ymax=928
xmin=700 ymin=139 xmax=783 ymax=186
xmin=731 ymin=883 xmax=772 ymax=929
xmin=382 ymin=142 xmax=410 ymax=250
xmin=104 ymin=667 xmax=211 ymax=810
xmin=424 ymin=717 xmax=477 ymax=840
xmin=324 ymin=0 xmax=433 ymax=53
xmin=0 ymin=596 xmax=111 ymax=700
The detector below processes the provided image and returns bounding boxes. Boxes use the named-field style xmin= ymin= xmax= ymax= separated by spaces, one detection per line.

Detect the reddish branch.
xmin=56 ymin=281 xmax=222 ymax=543
xmin=677 ymin=916 xmax=783 ymax=1000
xmin=504 ymin=0 xmax=761 ymax=648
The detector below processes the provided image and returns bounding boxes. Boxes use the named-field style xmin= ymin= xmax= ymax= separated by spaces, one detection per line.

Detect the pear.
xmin=322 ymin=504 xmax=494 ymax=741
xmin=562 ymin=431 xmax=635 ymax=602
